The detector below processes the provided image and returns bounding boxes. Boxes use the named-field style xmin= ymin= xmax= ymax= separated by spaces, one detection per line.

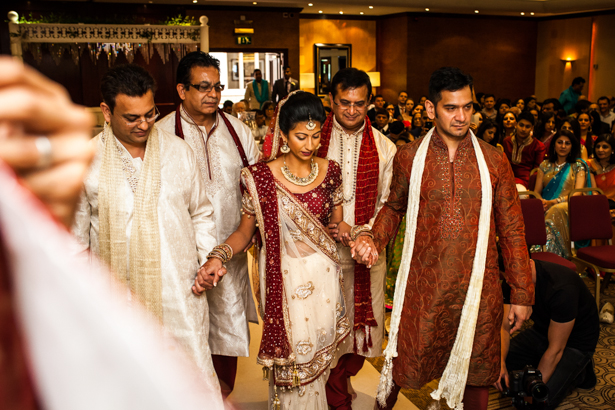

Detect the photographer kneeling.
xmin=496 ymin=259 xmax=599 ymax=409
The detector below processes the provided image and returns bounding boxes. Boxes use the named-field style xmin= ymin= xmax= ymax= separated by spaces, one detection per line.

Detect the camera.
xmin=501 ymin=365 xmax=549 ymax=409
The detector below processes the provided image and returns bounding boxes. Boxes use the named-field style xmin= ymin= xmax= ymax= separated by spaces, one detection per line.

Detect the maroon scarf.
xmin=317 ymin=112 xmax=379 ymax=352
xmin=244 ymin=163 xmax=293 ymax=370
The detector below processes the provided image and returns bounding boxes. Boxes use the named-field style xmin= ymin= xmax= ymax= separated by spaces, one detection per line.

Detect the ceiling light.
xmin=425 ymin=8 xmax=429 ymax=12
xmin=369 ymin=5 xmax=373 ymax=9
xmin=520 ymin=12 xmax=525 ymax=15
xmin=318 ymin=10 xmax=323 ymax=13
xmin=531 ymin=12 xmax=535 ymax=15
xmin=360 ymin=12 xmax=364 ymax=14
xmin=474 ymin=10 xmax=479 ymax=13
xmin=253 ymin=1 xmax=257 ymax=3
xmin=193 ymin=0 xmax=197 ymax=2
xmin=339 ymin=11 xmax=343 ymax=14
xmin=308 ymin=3 xmax=313 ymax=6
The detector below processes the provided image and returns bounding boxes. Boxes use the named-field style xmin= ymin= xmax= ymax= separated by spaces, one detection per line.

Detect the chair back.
xmin=568 ymin=188 xmax=612 ymax=241
xmin=520 ymin=197 xmax=547 ymax=246
xmin=528 ymin=168 xmax=538 ymax=191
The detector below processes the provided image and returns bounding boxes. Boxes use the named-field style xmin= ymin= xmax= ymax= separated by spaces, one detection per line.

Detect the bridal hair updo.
xmin=278 ymin=91 xmax=327 ymax=135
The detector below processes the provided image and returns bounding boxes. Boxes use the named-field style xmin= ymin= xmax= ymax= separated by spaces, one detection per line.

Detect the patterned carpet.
xmin=367 ymin=275 xmax=615 ymax=410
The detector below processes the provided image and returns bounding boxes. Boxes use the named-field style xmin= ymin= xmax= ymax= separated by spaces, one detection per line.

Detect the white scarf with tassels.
xmin=376 ymin=127 xmax=493 ymax=410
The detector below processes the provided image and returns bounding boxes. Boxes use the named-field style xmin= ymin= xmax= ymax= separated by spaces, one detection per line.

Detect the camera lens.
xmin=530 ymin=381 xmax=549 ymax=402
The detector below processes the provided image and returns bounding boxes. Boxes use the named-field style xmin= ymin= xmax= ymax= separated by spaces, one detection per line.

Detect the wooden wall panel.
xmin=535 ymin=17 xmax=592 ymax=102
xmin=378 ymin=14 xmax=537 ymax=104
xmin=376 ymin=14 xmax=408 ymax=103
xmin=299 ymin=19 xmax=377 ymax=93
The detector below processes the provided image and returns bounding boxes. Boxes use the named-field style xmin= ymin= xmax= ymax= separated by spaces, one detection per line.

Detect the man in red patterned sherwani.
xmin=352 ymin=67 xmax=535 ymax=410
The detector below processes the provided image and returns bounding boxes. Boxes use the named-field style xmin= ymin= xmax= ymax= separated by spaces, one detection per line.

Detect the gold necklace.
xmin=281 ymin=157 xmax=319 ymax=186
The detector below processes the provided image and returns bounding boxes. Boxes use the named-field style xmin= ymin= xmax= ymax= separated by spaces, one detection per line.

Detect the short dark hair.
xmin=398 ymin=91 xmax=408 ymax=96
xmin=284 ymin=65 xmax=291 ymax=70
xmin=253 ymin=69 xmax=261 ymax=75
xmin=548 ymin=130 xmax=580 ymax=163
xmin=484 ymin=93 xmax=495 ymax=100
xmin=593 ymin=134 xmax=615 ymax=164
xmin=278 ymin=91 xmax=326 ymax=135
xmin=330 ymin=67 xmax=372 ymax=101
xmin=428 ymin=67 xmax=473 ymax=107
xmin=534 ymin=111 xmax=555 ymax=139
xmin=101 ymin=64 xmax=156 ymax=113
xmin=574 ymin=99 xmax=590 ymax=113
xmin=262 ymin=101 xmax=275 ymax=114
xmin=542 ymin=98 xmax=562 ymax=111
xmin=254 ymin=109 xmax=264 ymax=117
xmin=374 ymin=107 xmax=388 ymax=118
xmin=389 ymin=121 xmax=405 ymax=134
xmin=518 ymin=111 xmax=536 ymax=126
xmin=572 ymin=77 xmax=586 ymax=86
xmin=176 ymin=51 xmax=220 ymax=86
xmin=598 ymin=96 xmax=610 ymax=104
xmin=223 ymin=100 xmax=234 ymax=108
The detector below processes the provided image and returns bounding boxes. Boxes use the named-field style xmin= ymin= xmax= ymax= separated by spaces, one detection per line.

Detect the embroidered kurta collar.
xmin=431 ymin=129 xmax=472 ymax=156
xmin=180 ymin=103 xmax=219 ymax=137
xmin=511 ymin=135 xmax=533 ymax=164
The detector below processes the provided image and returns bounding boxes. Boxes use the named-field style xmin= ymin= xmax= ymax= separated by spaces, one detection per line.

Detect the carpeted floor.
xmin=367 ymin=275 xmax=615 ymax=410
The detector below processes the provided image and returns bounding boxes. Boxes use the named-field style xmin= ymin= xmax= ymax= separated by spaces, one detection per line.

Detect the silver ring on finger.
xmin=35 ymin=136 xmax=52 ymax=169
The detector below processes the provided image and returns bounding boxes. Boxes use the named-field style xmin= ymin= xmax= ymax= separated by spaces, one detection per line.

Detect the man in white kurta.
xmin=72 ymin=65 xmax=219 ymax=393
xmin=322 ymin=68 xmax=396 ymax=410
xmin=157 ymin=51 xmax=260 ymax=399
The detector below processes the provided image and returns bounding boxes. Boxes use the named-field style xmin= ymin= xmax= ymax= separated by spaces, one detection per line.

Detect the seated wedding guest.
xmin=374 ymin=107 xmax=390 ymax=136
xmin=252 ymin=109 xmax=268 ymax=144
xmin=476 ymin=92 xmax=485 ymax=108
xmin=497 ymin=259 xmax=599 ymax=410
xmin=559 ymin=118 xmax=588 ymax=160
xmin=222 ymin=100 xmax=233 ymax=115
xmin=418 ymin=94 xmax=427 ymax=106
xmin=598 ymin=96 xmax=615 ymax=129
xmin=387 ymin=120 xmax=408 ymax=144
xmin=470 ymin=102 xmax=483 ymax=131
xmin=578 ymin=112 xmax=596 ymax=158
xmin=589 ymin=134 xmax=615 ymax=235
xmin=529 ymin=108 xmax=540 ymax=123
xmin=515 ymin=98 xmax=525 ymax=111
xmin=409 ymin=112 xmax=424 ymax=139
xmin=503 ymin=111 xmax=546 ymax=189
xmin=393 ymin=91 xmax=408 ymax=119
xmin=541 ymin=98 xmax=561 ymax=115
xmin=476 ymin=118 xmax=502 ymax=150
xmin=232 ymin=100 xmax=247 ymax=118
xmin=262 ymin=100 xmax=275 ymax=126
xmin=482 ymin=93 xmax=497 ymax=120
xmin=367 ymin=94 xmax=386 ymax=122
xmin=500 ymin=110 xmax=518 ymax=140
xmin=590 ymin=109 xmax=610 ymax=136
xmin=534 ymin=131 xmax=589 ymax=258
xmin=386 ymin=103 xmax=397 ymax=122
xmin=525 ymin=96 xmax=538 ymax=112
xmin=496 ymin=98 xmax=511 ymax=117
xmin=412 ymin=104 xmax=424 ymax=116
xmin=403 ymin=97 xmax=415 ymax=120
xmin=571 ymin=99 xmax=590 ymax=119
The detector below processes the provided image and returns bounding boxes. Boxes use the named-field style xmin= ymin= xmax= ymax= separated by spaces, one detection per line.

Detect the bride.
xmin=193 ymin=91 xmax=352 ymax=409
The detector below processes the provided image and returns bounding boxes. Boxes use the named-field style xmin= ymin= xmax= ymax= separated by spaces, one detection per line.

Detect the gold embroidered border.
xmin=275 ymin=182 xmax=340 ymax=264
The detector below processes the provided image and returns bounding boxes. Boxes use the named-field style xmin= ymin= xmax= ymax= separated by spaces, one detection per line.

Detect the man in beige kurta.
xmin=157 ymin=51 xmax=260 ymax=399
xmin=322 ymin=68 xmax=396 ymax=410
xmin=72 ymin=65 xmax=220 ymax=395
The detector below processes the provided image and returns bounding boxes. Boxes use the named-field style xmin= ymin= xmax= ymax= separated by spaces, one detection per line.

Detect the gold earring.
xmin=281 ymin=141 xmax=290 ymax=153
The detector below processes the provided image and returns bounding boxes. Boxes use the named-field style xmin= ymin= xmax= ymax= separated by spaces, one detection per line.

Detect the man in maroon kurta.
xmin=352 ymin=67 xmax=534 ymax=409
xmin=502 ymin=111 xmax=546 ymax=189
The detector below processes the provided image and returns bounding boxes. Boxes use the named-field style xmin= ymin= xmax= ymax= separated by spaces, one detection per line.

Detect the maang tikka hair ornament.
xmin=306 ymin=113 xmax=316 ymax=131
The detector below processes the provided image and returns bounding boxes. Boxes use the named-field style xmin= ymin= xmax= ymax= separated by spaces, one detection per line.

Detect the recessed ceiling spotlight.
xmin=369 ymin=5 xmax=373 ymax=9
xmin=339 ymin=11 xmax=343 ymax=14
xmin=474 ymin=10 xmax=479 ymax=13
xmin=308 ymin=3 xmax=313 ymax=6
xmin=360 ymin=12 xmax=364 ymax=14
xmin=425 ymin=8 xmax=429 ymax=11
xmin=253 ymin=1 xmax=257 ymax=3
xmin=193 ymin=0 xmax=197 ymax=3
xmin=318 ymin=10 xmax=323 ymax=13
xmin=531 ymin=12 xmax=535 ymax=15
xmin=520 ymin=12 xmax=525 ymax=15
